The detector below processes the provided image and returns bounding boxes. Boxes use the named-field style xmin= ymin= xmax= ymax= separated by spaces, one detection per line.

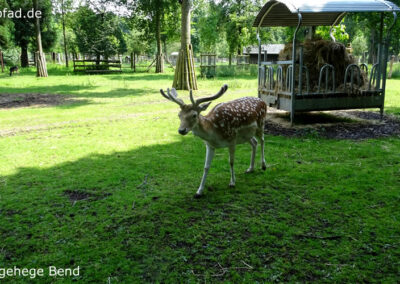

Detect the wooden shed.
xmin=243 ymin=44 xmax=285 ymax=64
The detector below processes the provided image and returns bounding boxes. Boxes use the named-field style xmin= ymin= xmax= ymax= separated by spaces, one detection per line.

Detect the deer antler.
xmin=159 ymin=88 xmax=185 ymax=106
xmin=189 ymin=89 xmax=196 ymax=105
xmin=194 ymin=84 xmax=228 ymax=106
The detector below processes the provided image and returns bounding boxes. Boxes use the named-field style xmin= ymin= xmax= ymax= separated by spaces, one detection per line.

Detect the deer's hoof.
xmin=245 ymin=168 xmax=254 ymax=174
xmin=229 ymin=183 xmax=235 ymax=188
xmin=194 ymin=193 xmax=203 ymax=199
xmin=262 ymin=164 xmax=267 ymax=171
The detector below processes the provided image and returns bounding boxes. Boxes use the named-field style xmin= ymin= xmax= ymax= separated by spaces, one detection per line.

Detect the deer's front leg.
xmin=229 ymin=145 xmax=236 ymax=188
xmin=195 ymin=143 xmax=215 ymax=197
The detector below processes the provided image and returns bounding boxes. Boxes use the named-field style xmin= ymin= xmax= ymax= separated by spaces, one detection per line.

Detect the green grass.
xmin=0 ymin=65 xmax=399 ymax=283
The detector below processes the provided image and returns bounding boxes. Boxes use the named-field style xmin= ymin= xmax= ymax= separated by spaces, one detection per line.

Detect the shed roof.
xmin=254 ymin=0 xmax=400 ymax=27
xmin=244 ymin=44 xmax=285 ymax=55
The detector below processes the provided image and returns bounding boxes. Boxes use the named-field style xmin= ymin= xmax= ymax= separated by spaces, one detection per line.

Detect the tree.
xmin=125 ymin=17 xmax=150 ymax=72
xmin=59 ymin=0 xmax=73 ymax=67
xmin=173 ymin=0 xmax=197 ymax=90
xmin=218 ymin=0 xmax=263 ymax=65
xmin=34 ymin=0 xmax=48 ymax=77
xmin=195 ymin=0 xmax=224 ymax=53
xmin=352 ymin=33 xmax=368 ymax=58
xmin=316 ymin=21 xmax=350 ymax=42
xmin=7 ymin=0 xmax=56 ymax=67
xmin=0 ymin=0 xmax=12 ymax=50
xmin=72 ymin=6 xmax=127 ymax=63
xmin=134 ymin=0 xmax=179 ymax=73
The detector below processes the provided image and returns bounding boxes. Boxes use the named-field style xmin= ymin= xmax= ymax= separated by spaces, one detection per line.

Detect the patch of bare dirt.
xmin=0 ymin=93 xmax=73 ymax=108
xmin=63 ymin=189 xmax=111 ymax=202
xmin=265 ymin=109 xmax=400 ymax=140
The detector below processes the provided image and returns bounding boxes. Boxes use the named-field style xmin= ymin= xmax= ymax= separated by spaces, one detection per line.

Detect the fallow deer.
xmin=160 ymin=84 xmax=267 ymax=197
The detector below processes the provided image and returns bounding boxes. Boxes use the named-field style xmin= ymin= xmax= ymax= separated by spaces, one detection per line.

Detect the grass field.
xmin=0 ymin=65 xmax=399 ymax=283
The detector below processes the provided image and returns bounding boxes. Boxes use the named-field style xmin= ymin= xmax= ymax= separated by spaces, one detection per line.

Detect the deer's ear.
xmin=198 ymin=102 xmax=212 ymax=112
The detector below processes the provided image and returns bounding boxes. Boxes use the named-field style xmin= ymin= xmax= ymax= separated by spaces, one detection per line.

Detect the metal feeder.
xmin=254 ymin=0 xmax=399 ymax=124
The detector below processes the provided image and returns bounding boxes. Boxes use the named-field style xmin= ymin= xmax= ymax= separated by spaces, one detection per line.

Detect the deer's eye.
xmin=192 ymin=113 xmax=197 ymax=118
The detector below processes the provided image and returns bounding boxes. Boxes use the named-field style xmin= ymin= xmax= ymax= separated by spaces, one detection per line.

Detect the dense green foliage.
xmin=2 ymin=0 xmax=400 ymax=65
xmin=72 ymin=6 xmax=127 ymax=59
xmin=7 ymin=0 xmax=57 ymax=65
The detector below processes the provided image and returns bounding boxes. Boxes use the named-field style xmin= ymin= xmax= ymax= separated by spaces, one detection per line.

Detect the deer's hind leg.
xmin=246 ymin=137 xmax=258 ymax=173
xmin=229 ymin=145 xmax=236 ymax=187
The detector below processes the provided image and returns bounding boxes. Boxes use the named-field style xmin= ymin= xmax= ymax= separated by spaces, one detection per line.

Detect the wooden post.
xmin=146 ymin=58 xmax=156 ymax=72
xmin=388 ymin=55 xmax=395 ymax=79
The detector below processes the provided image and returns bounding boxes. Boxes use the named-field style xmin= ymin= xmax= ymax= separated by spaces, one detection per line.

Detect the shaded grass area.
xmin=1 ymin=65 xmax=400 ymax=282
xmin=1 ymin=134 xmax=400 ymax=283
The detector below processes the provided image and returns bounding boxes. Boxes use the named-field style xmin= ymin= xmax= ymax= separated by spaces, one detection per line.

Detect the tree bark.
xmin=21 ymin=43 xmax=29 ymax=67
xmin=368 ymin=29 xmax=376 ymax=64
xmin=173 ymin=0 xmax=197 ymax=90
xmin=133 ymin=52 xmax=136 ymax=72
xmin=34 ymin=0 xmax=48 ymax=77
xmin=0 ymin=51 xmax=4 ymax=73
xmin=61 ymin=0 xmax=69 ymax=67
xmin=96 ymin=53 xmax=101 ymax=67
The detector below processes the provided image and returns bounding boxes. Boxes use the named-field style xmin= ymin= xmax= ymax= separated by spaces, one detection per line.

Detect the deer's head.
xmin=160 ymin=85 xmax=228 ymax=135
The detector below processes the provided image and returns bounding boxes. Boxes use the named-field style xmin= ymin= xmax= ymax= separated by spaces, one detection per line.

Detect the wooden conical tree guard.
xmin=173 ymin=44 xmax=197 ymax=90
xmin=36 ymin=51 xmax=48 ymax=77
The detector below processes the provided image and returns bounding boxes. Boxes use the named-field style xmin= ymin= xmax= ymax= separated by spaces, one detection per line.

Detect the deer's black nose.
xmin=178 ymin=129 xmax=188 ymax=135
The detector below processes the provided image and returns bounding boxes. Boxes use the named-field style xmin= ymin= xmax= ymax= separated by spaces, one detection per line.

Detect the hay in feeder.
xmin=279 ymin=39 xmax=368 ymax=93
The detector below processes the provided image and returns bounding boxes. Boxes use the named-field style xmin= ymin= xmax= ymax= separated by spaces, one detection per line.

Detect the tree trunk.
xmin=173 ymin=0 xmax=197 ymax=90
xmin=155 ymin=10 xmax=164 ymax=73
xmin=133 ymin=52 xmax=136 ymax=72
xmin=21 ymin=43 xmax=29 ymax=67
xmin=368 ymin=29 xmax=376 ymax=64
xmin=0 ymin=51 xmax=4 ymax=73
xmin=61 ymin=0 xmax=69 ymax=67
xmin=229 ymin=53 xmax=232 ymax=66
xmin=34 ymin=0 xmax=48 ymax=77
xmin=163 ymin=38 xmax=168 ymax=62
xmin=96 ymin=53 xmax=101 ymax=67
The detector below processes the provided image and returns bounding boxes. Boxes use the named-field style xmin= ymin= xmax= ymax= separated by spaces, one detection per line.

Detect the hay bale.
xmin=279 ymin=39 xmax=368 ymax=93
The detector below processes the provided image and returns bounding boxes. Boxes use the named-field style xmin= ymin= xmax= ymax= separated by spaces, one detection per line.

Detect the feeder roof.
xmin=254 ymin=0 xmax=400 ymax=28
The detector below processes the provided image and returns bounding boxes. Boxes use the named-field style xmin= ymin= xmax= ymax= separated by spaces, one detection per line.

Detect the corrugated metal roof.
xmin=254 ymin=0 xmax=400 ymax=27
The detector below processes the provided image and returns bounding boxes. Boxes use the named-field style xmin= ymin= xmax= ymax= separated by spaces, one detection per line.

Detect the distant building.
xmin=243 ymin=44 xmax=285 ymax=64
xmin=170 ymin=52 xmax=179 ymax=66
